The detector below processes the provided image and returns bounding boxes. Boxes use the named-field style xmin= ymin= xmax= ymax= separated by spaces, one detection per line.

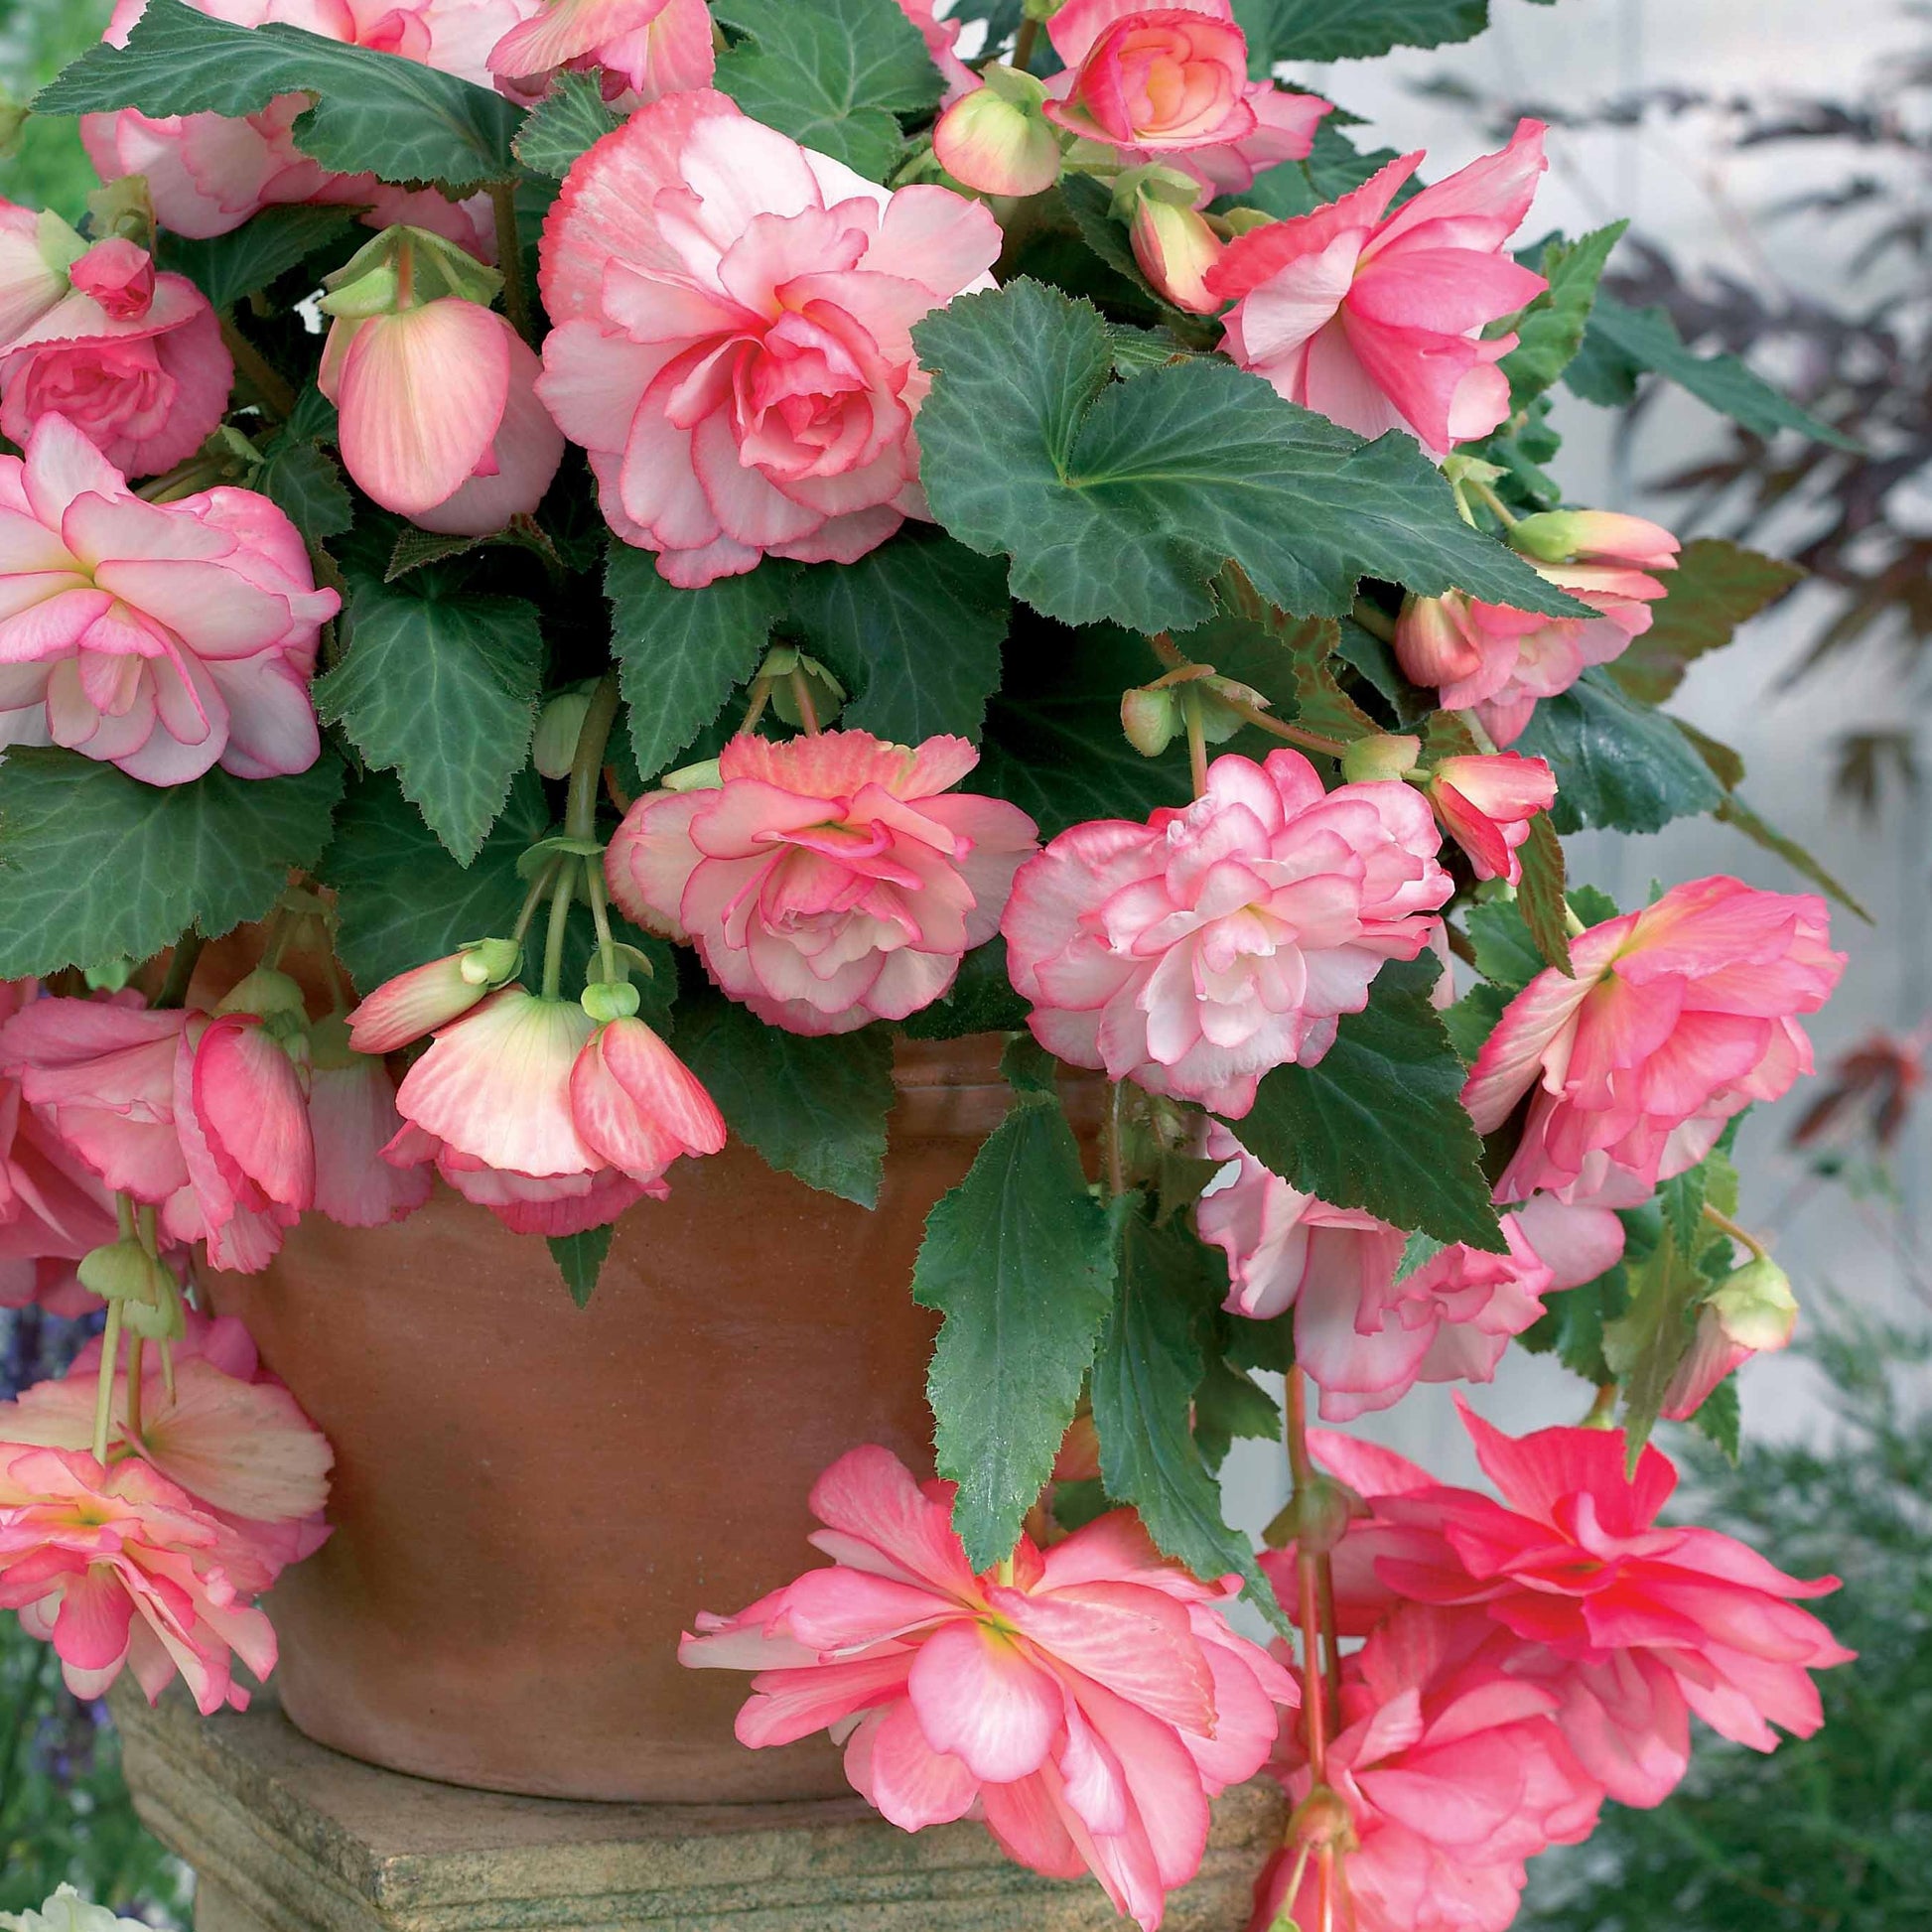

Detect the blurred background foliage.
xmin=0 ymin=0 xmax=110 ymax=220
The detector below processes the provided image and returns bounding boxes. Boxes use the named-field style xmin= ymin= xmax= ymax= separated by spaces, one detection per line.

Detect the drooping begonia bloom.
xmin=384 ymin=991 xmax=725 ymax=1235
xmin=681 ymin=1445 xmax=1296 ymax=1932
xmin=345 ymin=942 xmax=519 ymax=1054
xmin=1395 ymin=513 xmax=1680 ymax=746
xmin=1294 ymin=1405 xmax=1855 ymax=1800
xmin=1464 ymin=877 xmax=1846 ymax=1203
xmin=0 ymin=415 xmax=336 ymax=784
xmin=306 ymin=1021 xmax=434 ymax=1228
xmin=1426 ymin=753 xmax=1556 ymax=886
xmin=1659 ymin=1258 xmax=1798 ymax=1423
xmin=1196 ymin=1125 xmax=1624 ymax=1419
xmin=0 ymin=202 xmax=80 ymax=344
xmin=80 ymin=0 xmax=533 ymax=247
xmin=1002 ymin=749 xmax=1451 ymax=1117
xmin=1207 ymin=120 xmax=1549 ymax=453
xmin=0 ymin=242 xmax=231 ymax=480
xmin=488 ymin=0 xmax=716 ymax=108
xmin=536 ymin=89 xmax=1003 ymax=586
xmin=607 ymin=731 xmax=1038 ymax=1036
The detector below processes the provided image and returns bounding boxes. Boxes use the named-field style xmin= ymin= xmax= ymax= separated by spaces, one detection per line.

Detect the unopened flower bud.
xmin=77 ymin=1239 xmax=158 ymax=1307
xmin=460 ymin=936 xmax=523 ymax=986
xmin=1122 ymin=684 xmax=1179 ymax=757
xmin=581 ymin=980 xmax=641 ymax=1023
xmin=1393 ymin=593 xmax=1483 ymax=687
xmin=1341 ymin=733 xmax=1421 ymax=784
xmin=1288 ymin=1784 xmax=1357 ymax=1852
xmin=216 ymin=966 xmax=308 ymax=1022
xmin=532 ymin=690 xmax=594 ymax=779
xmin=1262 ymin=1473 xmax=1365 ymax=1553
xmin=660 ymin=757 xmax=724 ymax=793
xmin=1710 ymin=1256 xmax=1798 ymax=1352
xmin=1508 ymin=507 xmax=1679 ymax=570
xmin=933 ymin=77 xmax=1062 ymax=198
xmin=1130 ymin=192 xmax=1224 ymax=315
xmin=1220 ymin=206 xmax=1275 ymax=237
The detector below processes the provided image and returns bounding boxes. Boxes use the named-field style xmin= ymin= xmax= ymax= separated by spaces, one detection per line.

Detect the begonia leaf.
xmin=1502 ymin=222 xmax=1629 ymax=410
xmin=161 ymin=204 xmax=360 ymax=313
xmin=512 ymin=69 xmax=618 ymax=178
xmin=1609 ymin=538 xmax=1804 ymax=705
xmin=1234 ymin=0 xmax=1492 ymax=70
xmin=548 ymin=1226 xmax=615 ymax=1309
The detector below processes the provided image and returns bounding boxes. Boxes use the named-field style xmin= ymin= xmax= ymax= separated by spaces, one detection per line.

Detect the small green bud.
xmin=1220 ymin=206 xmax=1275 ymax=236
xmin=581 ymin=980 xmax=641 ymax=1023
xmin=1710 ymin=1256 xmax=1798 ymax=1351
xmin=660 ymin=758 xmax=724 ymax=793
xmin=77 ymin=1240 xmax=158 ymax=1306
xmin=217 ymin=966 xmax=308 ymax=1021
xmin=532 ymin=690 xmax=594 ymax=780
xmin=459 ymin=936 xmax=523 ymax=987
xmin=1261 ymin=1473 xmax=1365 ymax=1554
xmin=1121 ymin=685 xmax=1179 ymax=757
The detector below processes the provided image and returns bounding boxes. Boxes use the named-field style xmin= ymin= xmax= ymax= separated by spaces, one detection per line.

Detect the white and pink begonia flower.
xmin=536 ymin=89 xmax=1003 ymax=586
xmin=1396 ymin=511 xmax=1680 ymax=747
xmin=1206 ymin=120 xmax=1549 ymax=454
xmin=1002 ymin=749 xmax=1451 ymax=1118
xmin=0 ymin=202 xmax=82 ymax=345
xmin=682 ymin=1445 xmax=1297 ymax=1932
xmin=1464 ymin=877 xmax=1846 ymax=1204
xmin=0 ymin=415 xmax=336 ymax=785
xmin=1196 ymin=1124 xmax=1625 ymax=1420
xmin=606 ymin=731 xmax=1038 ymax=1036
xmin=1425 ymin=752 xmax=1557 ymax=885
xmin=486 ymin=0 xmax=716 ymax=109
xmin=304 ymin=1018 xmax=435 ymax=1228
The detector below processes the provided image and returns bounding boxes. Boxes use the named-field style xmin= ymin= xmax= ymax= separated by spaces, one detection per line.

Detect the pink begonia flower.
xmin=890 ymin=0 xmax=976 ymax=102
xmin=319 ymin=293 xmax=563 ymax=532
xmin=1659 ymin=1258 xmax=1798 ymax=1423
xmin=1395 ymin=513 xmax=1680 ymax=746
xmin=0 ymin=415 xmax=337 ymax=784
xmin=305 ymin=1021 xmax=434 ymax=1228
xmin=681 ymin=1445 xmax=1297 ymax=1932
xmin=375 ymin=988 xmax=726 ymax=1235
xmin=1292 ymin=1405 xmax=1856 ymax=1805
xmin=0 ymin=242 xmax=231 ymax=481
xmin=606 ymin=731 xmax=1038 ymax=1036
xmin=1206 ymin=120 xmax=1550 ymax=454
xmin=1250 ymin=1604 xmax=1605 ymax=1932
xmin=344 ymin=944 xmax=516 ymax=1053
xmin=1196 ymin=1125 xmax=1624 ymax=1420
xmin=80 ymin=0 xmax=532 ymax=248
xmin=1426 ymin=753 xmax=1556 ymax=886
xmin=0 ymin=1446 xmax=277 ymax=1714
xmin=1040 ymin=0 xmax=1330 ymax=200
xmin=1002 ymin=749 xmax=1451 ymax=1117
xmin=488 ymin=0 xmax=716 ymax=109
xmin=536 ymin=89 xmax=1003 ymax=587
xmin=1464 ymin=877 xmax=1846 ymax=1203
xmin=1130 ymin=190 xmax=1224 ymax=314
xmin=0 ymin=202 xmax=80 ymax=344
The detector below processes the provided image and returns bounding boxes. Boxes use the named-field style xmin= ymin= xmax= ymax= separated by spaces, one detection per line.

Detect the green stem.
xmin=1467 ymin=477 xmax=1519 ymax=527
xmin=220 ymin=315 xmax=297 ymax=421
xmin=1348 ymin=597 xmax=1398 ymax=645
xmin=1013 ymin=14 xmax=1039 ymax=69
xmin=1704 ymin=1202 xmax=1771 ymax=1262
xmin=125 ymin=1336 xmax=145 ymax=1444
xmin=566 ymin=673 xmax=622 ymax=843
xmin=539 ymin=863 xmax=576 ymax=1002
xmin=584 ymin=858 xmax=623 ymax=987
xmin=1226 ymin=696 xmax=1349 ymax=760
xmin=1180 ymin=686 xmax=1209 ymax=797
xmin=90 ymin=1300 xmax=123 ymax=1468
xmin=488 ymin=182 xmax=537 ymax=347
xmin=510 ymin=857 xmax=562 ymax=953
xmin=788 ymin=667 xmax=822 ymax=735
xmin=155 ymin=930 xmax=205 ymax=1010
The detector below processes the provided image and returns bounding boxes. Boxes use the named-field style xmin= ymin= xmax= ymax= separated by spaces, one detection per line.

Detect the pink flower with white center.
xmin=605 ymin=730 xmax=1038 ymax=1036
xmin=378 ymin=988 xmax=726 ymax=1236
xmin=1001 ymin=749 xmax=1451 ymax=1117
xmin=536 ymin=89 xmax=1003 ymax=586
xmin=1464 ymin=877 xmax=1846 ymax=1203
xmin=1196 ymin=1125 xmax=1624 ymax=1420
xmin=0 ymin=241 xmax=231 ymax=481
xmin=1425 ymin=753 xmax=1556 ymax=885
xmin=1206 ymin=120 xmax=1550 ymax=454
xmin=1395 ymin=512 xmax=1680 ymax=746
xmin=0 ymin=415 xmax=336 ymax=784
xmin=681 ymin=1446 xmax=1297 ymax=1932
xmin=487 ymin=0 xmax=716 ymax=110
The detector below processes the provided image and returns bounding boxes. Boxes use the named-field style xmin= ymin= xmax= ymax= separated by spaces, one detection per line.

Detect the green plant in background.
xmin=1519 ymin=1311 xmax=1932 ymax=1931
xmin=0 ymin=0 xmax=111 ymax=220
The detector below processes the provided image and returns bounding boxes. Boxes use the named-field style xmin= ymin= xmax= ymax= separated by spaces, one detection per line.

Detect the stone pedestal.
xmin=111 ymin=1687 xmax=1283 ymax=1932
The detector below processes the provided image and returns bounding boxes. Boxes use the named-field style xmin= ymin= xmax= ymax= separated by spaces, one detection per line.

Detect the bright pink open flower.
xmin=682 ymin=1446 xmax=1296 ymax=1932
xmin=606 ymin=731 xmax=1038 ymax=1035
xmin=0 ymin=415 xmax=336 ymax=784
xmin=1464 ymin=877 xmax=1846 ymax=1202
xmin=537 ymin=89 xmax=1002 ymax=586
xmin=1207 ymin=120 xmax=1549 ymax=453
xmin=1002 ymin=750 xmax=1451 ymax=1117
xmin=488 ymin=0 xmax=716 ymax=107
xmin=1426 ymin=753 xmax=1556 ymax=885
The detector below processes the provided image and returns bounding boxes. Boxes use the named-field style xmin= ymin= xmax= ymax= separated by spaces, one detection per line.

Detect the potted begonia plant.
xmin=0 ymin=0 xmax=1866 ymax=1923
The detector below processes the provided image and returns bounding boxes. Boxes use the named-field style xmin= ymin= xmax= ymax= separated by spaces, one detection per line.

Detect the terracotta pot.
xmin=207 ymin=1034 xmax=1096 ymax=1804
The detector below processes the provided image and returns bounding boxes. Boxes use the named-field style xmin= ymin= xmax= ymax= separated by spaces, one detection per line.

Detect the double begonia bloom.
xmin=486 ymin=0 xmax=715 ymax=108
xmin=0 ymin=415 xmax=336 ymax=784
xmin=681 ymin=1446 xmax=1296 ymax=1932
xmin=377 ymin=987 xmax=726 ymax=1235
xmin=1464 ymin=877 xmax=1846 ymax=1202
xmin=1196 ymin=1125 xmax=1624 ymax=1419
xmin=1426 ymin=753 xmax=1556 ymax=886
xmin=1002 ymin=749 xmax=1452 ymax=1117
xmin=1206 ymin=120 xmax=1549 ymax=454
xmin=0 ymin=240 xmax=231 ymax=481
xmin=606 ymin=731 xmax=1038 ymax=1036
xmin=536 ymin=89 xmax=1003 ymax=586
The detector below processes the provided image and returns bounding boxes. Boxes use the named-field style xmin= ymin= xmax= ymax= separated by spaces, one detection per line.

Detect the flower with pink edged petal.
xmin=1659 ymin=1257 xmax=1798 ymax=1423
xmin=305 ymin=1020 xmax=434 ymax=1229
xmin=1002 ymin=749 xmax=1451 ymax=1117
xmin=681 ymin=1445 xmax=1296 ymax=1932
xmin=536 ymin=90 xmax=1003 ymax=586
xmin=1129 ymin=180 xmax=1225 ymax=314
xmin=0 ymin=415 xmax=336 ymax=785
xmin=606 ymin=730 xmax=1038 ymax=1036
xmin=1464 ymin=877 xmax=1846 ymax=1203
xmin=933 ymin=69 xmax=1065 ymax=198
xmin=1426 ymin=752 xmax=1556 ymax=885
xmin=1207 ymin=120 xmax=1550 ymax=453
xmin=0 ymin=200 xmax=81 ymax=344
xmin=487 ymin=0 xmax=716 ymax=109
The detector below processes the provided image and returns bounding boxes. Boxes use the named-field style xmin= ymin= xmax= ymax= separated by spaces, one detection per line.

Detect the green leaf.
xmin=1684 ymin=1373 xmax=1740 ymax=1462
xmin=256 ymin=439 xmax=352 ymax=543
xmin=1238 ymin=121 xmax=1403 ymax=220
xmin=1659 ymin=1160 xmax=1712 ymax=1260
xmin=914 ymin=1090 xmax=1117 ymax=1569
xmin=897 ymin=935 xmax=1032 ymax=1038
xmin=1604 ymin=1235 xmax=1707 ymax=1466
xmin=672 ymin=990 xmax=896 ymax=1206
xmin=1227 ymin=956 xmax=1507 ymax=1251
xmin=316 ymin=575 xmax=543 ymax=865
xmin=0 ymin=751 xmax=343 ymax=978
xmin=1519 ymin=1263 xmax=1628 ymax=1385
xmin=1232 ymin=0 xmax=1488 ymax=68
xmin=511 ymin=69 xmax=617 ymax=178
xmin=1516 ymin=814 xmax=1574 ymax=976
xmin=1464 ymin=897 xmax=1549 ymax=997
xmin=789 ymin=533 xmax=1010 ymax=745
xmin=912 ymin=280 xmax=1592 ymax=635
xmin=1092 ymin=1201 xmax=1282 ymax=1622
xmin=1513 ymin=668 xmax=1725 ymax=834
xmin=548 ymin=1225 xmax=615 ymax=1309
xmin=606 ymin=546 xmax=789 ymax=780
xmin=1568 ymin=293 xmax=1858 ymax=450
xmin=1609 ymin=538 xmax=1804 ymax=705
xmin=37 ymin=0 xmax=522 ymax=193
xmin=1444 ymin=979 xmax=1506 ymax=1064
xmin=160 ymin=204 xmax=358 ymax=312
xmin=713 ymin=0 xmax=939 ymax=181
xmin=1193 ymin=1353 xmax=1282 ymax=1473
xmin=1714 ymin=793 xmax=1871 ymax=923
xmin=1500 ymin=223 xmax=1628 ymax=410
